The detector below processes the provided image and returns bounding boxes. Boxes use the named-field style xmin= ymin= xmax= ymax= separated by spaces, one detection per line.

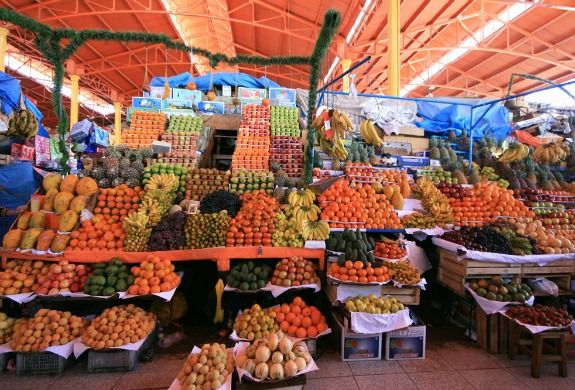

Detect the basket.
xmin=87 ymin=326 xmax=158 ymax=373
xmin=16 ymin=352 xmax=67 ymax=376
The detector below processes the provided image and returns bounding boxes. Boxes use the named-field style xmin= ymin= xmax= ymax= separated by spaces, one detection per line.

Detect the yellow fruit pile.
xmin=0 ymin=312 xmax=19 ymax=344
xmin=177 ymin=343 xmax=233 ymax=390
xmin=10 ymin=309 xmax=87 ymax=352
xmin=82 ymin=304 xmax=156 ymax=349
xmin=0 ymin=260 xmax=49 ymax=296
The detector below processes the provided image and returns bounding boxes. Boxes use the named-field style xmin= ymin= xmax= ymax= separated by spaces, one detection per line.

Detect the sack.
xmin=528 ymin=277 xmax=558 ymax=297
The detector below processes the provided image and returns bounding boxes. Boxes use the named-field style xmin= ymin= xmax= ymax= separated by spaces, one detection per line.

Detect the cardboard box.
xmin=332 ymin=310 xmax=382 ymax=361
xmin=383 ymin=135 xmax=429 ymax=154
xmin=162 ymin=99 xmax=195 ymax=110
xmin=171 ymin=88 xmax=202 ymax=103
xmin=384 ymin=317 xmax=426 ymax=360
xmin=148 ymin=86 xmax=169 ymax=99
xmin=399 ymin=125 xmax=424 ymax=137
xmin=132 ymin=97 xmax=163 ymax=110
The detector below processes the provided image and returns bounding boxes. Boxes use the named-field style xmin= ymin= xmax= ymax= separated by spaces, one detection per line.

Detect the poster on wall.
xmin=132 ymin=97 xmax=163 ymax=110
xmin=238 ymin=87 xmax=266 ymax=100
xmin=198 ymin=101 xmax=225 ymax=115
xmin=269 ymin=88 xmax=296 ymax=106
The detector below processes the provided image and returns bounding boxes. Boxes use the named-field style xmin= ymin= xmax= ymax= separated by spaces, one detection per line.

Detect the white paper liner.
xmin=374 ymin=255 xmax=408 ymax=262
xmin=500 ymin=312 xmax=575 ymax=334
xmin=224 ymin=281 xmax=320 ymax=297
xmin=392 ymin=278 xmax=427 ymax=290
xmin=73 ymin=333 xmax=149 ymax=358
xmin=465 ymin=284 xmax=534 ymax=315
xmin=327 ymin=274 xmax=392 ymax=287
xmin=47 ymin=249 xmax=64 ymax=256
xmin=1 ymin=292 xmax=36 ymax=304
xmin=234 ymin=341 xmax=318 ymax=383
xmin=304 ymin=241 xmax=326 ymax=249
xmin=31 ymin=249 xmax=48 ymax=255
xmin=405 ymin=227 xmax=445 ymax=238
xmin=0 ymin=343 xmax=13 ymax=353
xmin=11 ymin=338 xmax=80 ymax=359
xmin=37 ymin=291 xmax=128 ymax=299
xmin=432 ymin=237 xmax=575 ymax=265
xmin=332 ymin=283 xmax=383 ymax=303
xmin=122 ymin=285 xmax=178 ymax=301
xmin=348 ymin=308 xmax=413 ymax=334
xmin=168 ymin=346 xmax=234 ymax=390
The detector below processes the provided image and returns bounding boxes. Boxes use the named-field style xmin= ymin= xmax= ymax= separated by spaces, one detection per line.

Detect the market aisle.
xmin=1 ymin=327 xmax=573 ymax=390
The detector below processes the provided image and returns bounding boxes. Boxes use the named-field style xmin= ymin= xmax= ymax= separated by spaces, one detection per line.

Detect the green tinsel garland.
xmin=0 ymin=8 xmax=341 ymax=179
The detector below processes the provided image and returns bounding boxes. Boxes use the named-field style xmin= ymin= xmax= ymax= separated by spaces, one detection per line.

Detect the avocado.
xmin=90 ymin=285 xmax=103 ymax=296
xmin=520 ymin=284 xmax=531 ymax=293
xmin=336 ymin=239 xmax=346 ymax=252
xmin=249 ymin=282 xmax=258 ymax=290
xmin=469 ymin=282 xmax=479 ymax=291
xmin=117 ymin=272 xmax=128 ymax=279
xmin=105 ymin=265 xmax=119 ymax=275
xmin=514 ymin=293 xmax=526 ymax=303
xmin=337 ymin=255 xmax=346 ymax=267
xmin=115 ymin=279 xmax=127 ymax=292
xmin=247 ymin=261 xmax=254 ymax=271
xmin=257 ymin=280 xmax=266 ymax=289
xmin=486 ymin=292 xmax=497 ymax=301
xmin=93 ymin=263 xmax=107 ymax=269
xmin=240 ymin=264 xmax=249 ymax=274
xmin=359 ymin=251 xmax=367 ymax=263
xmin=507 ymin=286 xmax=517 ymax=295
xmin=239 ymin=282 xmax=249 ymax=290
xmin=495 ymin=294 xmax=503 ymax=301
xmin=111 ymin=258 xmax=123 ymax=266
xmin=93 ymin=269 xmax=105 ymax=276
xmin=476 ymin=288 xmax=487 ymax=297
xmin=327 ymin=237 xmax=337 ymax=250
xmin=126 ymin=275 xmax=135 ymax=285
xmin=119 ymin=264 xmax=128 ymax=272
xmin=106 ymin=275 xmax=118 ymax=286
xmin=249 ymin=274 xmax=257 ymax=283
xmin=367 ymin=252 xmax=375 ymax=263
xmin=102 ymin=287 xmax=116 ymax=296
xmin=92 ymin=275 xmax=106 ymax=286
xmin=231 ymin=280 xmax=240 ymax=289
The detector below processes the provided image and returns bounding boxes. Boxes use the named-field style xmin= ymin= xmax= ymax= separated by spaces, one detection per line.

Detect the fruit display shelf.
xmin=232 ymin=105 xmax=271 ymax=171
xmin=270 ymin=136 xmax=303 ymax=177
xmin=166 ymin=115 xmax=202 ymax=134
xmin=185 ymin=168 xmax=231 ymax=200
xmin=123 ymin=111 xmax=167 ymax=149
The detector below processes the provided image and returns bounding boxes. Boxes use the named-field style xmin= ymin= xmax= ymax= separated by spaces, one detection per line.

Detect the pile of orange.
xmin=449 ymin=182 xmax=534 ymax=227
xmin=127 ymin=254 xmax=180 ymax=295
xmin=67 ymin=216 xmax=125 ymax=251
xmin=271 ymin=297 xmax=328 ymax=339
xmin=319 ymin=179 xmax=402 ymax=229
xmin=93 ymin=185 xmax=144 ymax=220
xmin=328 ymin=261 xmax=391 ymax=284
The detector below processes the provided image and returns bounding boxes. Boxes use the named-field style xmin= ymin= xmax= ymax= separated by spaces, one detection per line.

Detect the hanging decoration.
xmin=0 ymin=8 xmax=341 ymax=179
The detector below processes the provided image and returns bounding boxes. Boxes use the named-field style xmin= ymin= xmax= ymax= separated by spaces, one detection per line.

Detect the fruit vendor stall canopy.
xmin=150 ymin=72 xmax=281 ymax=93
xmin=0 ymin=72 xmax=43 ymax=122
xmin=415 ymin=97 xmax=511 ymax=140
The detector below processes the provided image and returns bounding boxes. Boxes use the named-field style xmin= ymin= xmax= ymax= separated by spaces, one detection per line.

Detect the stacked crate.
xmin=123 ymin=111 xmax=166 ymax=148
xmin=232 ymin=105 xmax=270 ymax=171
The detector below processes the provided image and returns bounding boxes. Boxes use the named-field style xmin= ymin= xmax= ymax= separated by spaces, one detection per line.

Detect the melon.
xmin=60 ymin=174 xmax=79 ymax=193
xmin=50 ymin=234 xmax=71 ymax=253
xmin=43 ymin=174 xmax=62 ymax=192
xmin=54 ymin=192 xmax=74 ymax=213
xmin=43 ymin=188 xmax=59 ymax=212
xmin=69 ymin=195 xmax=88 ymax=213
xmin=59 ymin=210 xmax=79 ymax=232
xmin=75 ymin=177 xmax=98 ymax=196
xmin=3 ymin=229 xmax=23 ymax=249
xmin=36 ymin=229 xmax=57 ymax=251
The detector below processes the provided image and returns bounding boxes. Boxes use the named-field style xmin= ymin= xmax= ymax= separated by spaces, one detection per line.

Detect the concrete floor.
xmin=1 ymin=330 xmax=574 ymax=390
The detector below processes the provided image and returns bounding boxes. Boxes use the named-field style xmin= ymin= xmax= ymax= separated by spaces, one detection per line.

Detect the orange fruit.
xmin=296 ymin=327 xmax=307 ymax=338
xmin=306 ymin=326 xmax=318 ymax=338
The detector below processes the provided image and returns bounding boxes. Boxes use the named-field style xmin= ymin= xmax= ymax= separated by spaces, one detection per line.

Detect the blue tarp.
xmin=0 ymin=72 xmax=43 ymax=121
xmin=416 ymin=97 xmax=511 ymax=140
xmin=150 ymin=72 xmax=281 ymax=92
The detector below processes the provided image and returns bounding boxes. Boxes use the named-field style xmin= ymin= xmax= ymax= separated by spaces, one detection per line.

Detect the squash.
xmin=69 ymin=195 xmax=88 ymax=213
xmin=269 ymin=363 xmax=284 ymax=380
xmin=20 ymin=228 xmax=44 ymax=249
xmin=271 ymin=351 xmax=283 ymax=364
xmin=255 ymin=345 xmax=271 ymax=363
xmin=292 ymin=341 xmax=308 ymax=357
xmin=254 ymin=362 xmax=269 ymax=380
xmin=278 ymin=337 xmax=292 ymax=355
xmin=284 ymin=360 xmax=298 ymax=377
xmin=17 ymin=212 xmax=32 ymax=229
xmin=241 ymin=358 xmax=256 ymax=375
xmin=60 ymin=174 xmax=79 ymax=193
xmin=50 ymin=234 xmax=71 ymax=253
xmin=36 ymin=229 xmax=56 ymax=251
xmin=54 ymin=192 xmax=74 ymax=213
xmin=59 ymin=210 xmax=79 ymax=232
xmin=75 ymin=177 xmax=98 ymax=196
xmin=29 ymin=212 xmax=46 ymax=228
xmin=43 ymin=188 xmax=59 ymax=212
xmin=43 ymin=174 xmax=62 ymax=191
xmin=267 ymin=332 xmax=279 ymax=351
xmin=294 ymin=357 xmax=306 ymax=372
xmin=3 ymin=229 xmax=23 ymax=249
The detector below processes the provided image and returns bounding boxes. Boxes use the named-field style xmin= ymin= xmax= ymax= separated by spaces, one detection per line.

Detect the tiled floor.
xmin=2 ymin=330 xmax=574 ymax=390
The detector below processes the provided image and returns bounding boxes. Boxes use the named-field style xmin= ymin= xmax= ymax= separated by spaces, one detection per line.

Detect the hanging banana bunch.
xmin=532 ymin=142 xmax=570 ymax=164
xmin=359 ymin=119 xmax=384 ymax=147
xmin=312 ymin=109 xmax=353 ymax=160
xmin=497 ymin=143 xmax=530 ymax=163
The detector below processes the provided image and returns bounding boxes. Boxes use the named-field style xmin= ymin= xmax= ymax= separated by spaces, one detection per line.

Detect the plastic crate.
xmin=16 ymin=352 xmax=67 ymax=376
xmin=87 ymin=327 xmax=158 ymax=373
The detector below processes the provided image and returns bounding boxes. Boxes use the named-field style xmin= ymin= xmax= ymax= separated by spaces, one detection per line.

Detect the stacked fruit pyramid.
xmin=123 ymin=111 xmax=166 ymax=148
xmin=158 ymin=115 xmax=202 ymax=168
xmin=232 ymin=105 xmax=270 ymax=171
xmin=269 ymin=106 xmax=303 ymax=177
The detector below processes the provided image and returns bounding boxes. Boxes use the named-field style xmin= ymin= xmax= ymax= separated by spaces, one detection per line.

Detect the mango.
xmin=36 ymin=229 xmax=57 ymax=251
xmin=29 ymin=212 xmax=46 ymax=228
xmin=50 ymin=234 xmax=71 ymax=253
xmin=17 ymin=212 xmax=32 ymax=229
xmin=59 ymin=210 xmax=79 ymax=232
xmin=43 ymin=174 xmax=62 ymax=192
xmin=42 ymin=188 xmax=59 ymax=212
xmin=20 ymin=228 xmax=44 ymax=249
xmin=3 ymin=229 xmax=24 ymax=249
xmin=60 ymin=174 xmax=79 ymax=193
xmin=69 ymin=195 xmax=87 ymax=213
xmin=54 ymin=192 xmax=74 ymax=213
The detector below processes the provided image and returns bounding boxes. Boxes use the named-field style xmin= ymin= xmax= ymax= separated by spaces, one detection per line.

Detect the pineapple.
xmin=97 ymin=178 xmax=111 ymax=188
xmin=103 ymin=146 xmax=116 ymax=157
xmin=274 ymin=169 xmax=289 ymax=187
xmin=103 ymin=152 xmax=119 ymax=171
xmin=90 ymin=166 xmax=105 ymax=181
xmin=141 ymin=148 xmax=154 ymax=159
xmin=111 ymin=177 xmax=125 ymax=187
xmin=116 ymin=144 xmax=129 ymax=155
xmin=131 ymin=151 xmax=145 ymax=172
xmin=122 ymin=167 xmax=141 ymax=182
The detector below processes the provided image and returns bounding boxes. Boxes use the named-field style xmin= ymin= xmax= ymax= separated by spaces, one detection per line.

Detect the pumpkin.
xmin=278 ymin=337 xmax=292 ymax=355
xmin=271 ymin=351 xmax=283 ymax=364
xmin=255 ymin=345 xmax=271 ymax=363
xmin=54 ymin=192 xmax=74 ymax=213
xmin=269 ymin=363 xmax=284 ymax=380
xmin=43 ymin=188 xmax=59 ymax=212
xmin=60 ymin=174 xmax=79 ymax=193
xmin=284 ymin=360 xmax=298 ymax=377
xmin=207 ymin=90 xmax=216 ymax=101
xmin=262 ymin=98 xmax=270 ymax=106
xmin=187 ymin=82 xmax=197 ymax=90
xmin=294 ymin=357 xmax=306 ymax=372
xmin=17 ymin=212 xmax=32 ymax=230
xmin=75 ymin=177 xmax=98 ymax=196
xmin=43 ymin=174 xmax=62 ymax=191
xmin=29 ymin=212 xmax=46 ymax=228
xmin=254 ymin=362 xmax=269 ymax=380
xmin=3 ymin=229 xmax=23 ymax=249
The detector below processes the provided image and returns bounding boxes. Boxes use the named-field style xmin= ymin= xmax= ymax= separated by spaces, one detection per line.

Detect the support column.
xmin=0 ymin=27 xmax=8 ymax=72
xmin=114 ymin=102 xmax=122 ymax=145
xmin=341 ymin=59 xmax=352 ymax=93
xmin=69 ymin=74 xmax=80 ymax=130
xmin=387 ymin=0 xmax=400 ymax=96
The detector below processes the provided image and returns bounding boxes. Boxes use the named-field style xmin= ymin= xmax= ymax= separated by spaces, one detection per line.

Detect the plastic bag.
xmin=528 ymin=277 xmax=559 ymax=297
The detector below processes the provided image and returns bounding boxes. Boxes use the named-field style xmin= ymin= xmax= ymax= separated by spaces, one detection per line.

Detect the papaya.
xmin=43 ymin=188 xmax=59 ymax=212
xmin=54 ymin=192 xmax=74 ymax=213
xmin=20 ymin=228 xmax=44 ymax=249
xmin=17 ymin=212 xmax=32 ymax=229
xmin=75 ymin=177 xmax=98 ymax=196
xmin=29 ymin=212 xmax=46 ymax=228
xmin=59 ymin=210 xmax=79 ymax=232
xmin=382 ymin=185 xmax=394 ymax=200
xmin=3 ymin=229 xmax=24 ymax=249
xmin=60 ymin=174 xmax=79 ymax=193
xmin=400 ymin=180 xmax=411 ymax=198
xmin=43 ymin=174 xmax=62 ymax=192
xmin=391 ymin=191 xmax=404 ymax=210
xmin=69 ymin=195 xmax=88 ymax=213
xmin=36 ymin=229 xmax=57 ymax=251
xmin=50 ymin=234 xmax=71 ymax=253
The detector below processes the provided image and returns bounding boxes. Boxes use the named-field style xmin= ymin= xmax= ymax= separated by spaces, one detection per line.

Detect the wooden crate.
xmin=476 ymin=308 xmax=509 ymax=354
xmin=522 ymin=274 xmax=571 ymax=297
xmin=324 ymin=282 xmax=420 ymax=306
xmin=522 ymin=260 xmax=575 ymax=276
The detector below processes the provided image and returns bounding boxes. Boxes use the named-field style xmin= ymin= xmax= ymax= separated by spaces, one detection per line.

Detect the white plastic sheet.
xmin=73 ymin=333 xmax=150 ymax=358
xmin=465 ymin=284 xmax=534 ymax=315
xmin=1 ymin=292 xmax=35 ymax=304
xmin=0 ymin=343 xmax=12 ymax=353
xmin=500 ymin=312 xmax=575 ymax=335
xmin=43 ymin=338 xmax=79 ymax=359
xmin=348 ymin=309 xmax=413 ymax=334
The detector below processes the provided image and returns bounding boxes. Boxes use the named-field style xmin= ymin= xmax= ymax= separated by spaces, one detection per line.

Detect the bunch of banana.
xmin=143 ymin=189 xmax=175 ymax=217
xmin=498 ymin=143 xmax=530 ymax=163
xmin=532 ymin=142 xmax=570 ymax=164
xmin=294 ymin=204 xmax=321 ymax=228
xmin=139 ymin=197 xmax=162 ymax=226
xmin=400 ymin=212 xmax=436 ymax=229
xmin=287 ymin=188 xmax=316 ymax=207
xmin=123 ymin=212 xmax=152 ymax=252
xmin=414 ymin=177 xmax=453 ymax=224
xmin=6 ymin=110 xmax=38 ymax=138
xmin=360 ymin=120 xmax=383 ymax=147
xmin=213 ymin=279 xmax=225 ymax=324
xmin=312 ymin=109 xmax=351 ymax=160
xmin=301 ymin=220 xmax=330 ymax=240
xmin=145 ymin=174 xmax=179 ymax=192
